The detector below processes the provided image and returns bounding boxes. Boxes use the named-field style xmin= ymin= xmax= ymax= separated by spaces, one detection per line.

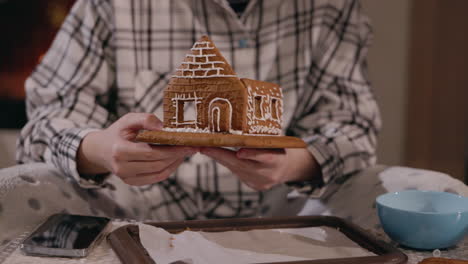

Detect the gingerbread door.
xmin=209 ymin=99 xmax=232 ymax=132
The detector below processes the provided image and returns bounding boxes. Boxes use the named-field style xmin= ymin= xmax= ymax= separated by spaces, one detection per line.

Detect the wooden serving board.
xmin=136 ymin=130 xmax=307 ymax=148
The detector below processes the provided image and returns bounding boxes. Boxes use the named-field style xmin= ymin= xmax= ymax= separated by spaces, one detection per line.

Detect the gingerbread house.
xmin=163 ymin=36 xmax=283 ymax=135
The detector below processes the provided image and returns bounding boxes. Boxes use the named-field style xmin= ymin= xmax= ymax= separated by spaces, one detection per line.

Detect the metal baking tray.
xmin=107 ymin=215 xmax=407 ymax=264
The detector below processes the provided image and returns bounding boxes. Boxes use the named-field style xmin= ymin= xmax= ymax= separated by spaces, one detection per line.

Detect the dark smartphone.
xmin=20 ymin=214 xmax=111 ymax=258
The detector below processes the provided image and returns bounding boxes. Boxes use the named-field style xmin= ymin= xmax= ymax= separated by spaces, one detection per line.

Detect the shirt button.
xmin=238 ymin=38 xmax=249 ymax=48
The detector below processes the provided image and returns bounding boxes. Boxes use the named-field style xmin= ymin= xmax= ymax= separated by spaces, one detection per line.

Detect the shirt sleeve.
xmin=16 ymin=0 xmax=117 ymax=188
xmin=287 ymin=0 xmax=382 ymax=198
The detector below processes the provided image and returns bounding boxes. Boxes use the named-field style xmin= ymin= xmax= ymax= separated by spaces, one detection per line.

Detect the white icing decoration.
xmin=181 ymin=61 xmax=226 ymax=65
xmin=230 ymin=129 xmax=243 ymax=135
xmin=278 ymin=86 xmax=284 ymax=128
xmin=211 ymin=107 xmax=221 ymax=132
xmin=192 ymin=41 xmax=212 ymax=46
xmin=246 ymin=84 xmax=284 ymax=135
xmin=253 ymin=95 xmax=266 ymax=119
xmin=245 ymin=133 xmax=281 ymax=136
xmin=174 ymin=75 xmax=238 ymax=79
xmin=246 ymin=85 xmax=254 ymax=127
xmin=208 ymin=98 xmax=232 ymax=132
xmin=175 ymin=68 xmax=235 ymax=78
xmin=186 ymin=54 xmax=216 ymax=59
xmin=248 ymin=125 xmax=282 ymax=135
xmin=163 ymin=127 xmax=211 ymax=133
xmin=171 ymin=92 xmax=203 ymax=127
xmin=269 ymin=96 xmax=281 ymax=122
xmin=173 ymin=40 xmax=237 ymax=79
xmin=191 ymin=47 xmax=215 ymax=51
xmin=162 ymin=127 xmax=243 ymax=135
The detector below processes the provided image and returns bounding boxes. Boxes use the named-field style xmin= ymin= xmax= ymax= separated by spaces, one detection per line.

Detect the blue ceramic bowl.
xmin=376 ymin=190 xmax=468 ymax=250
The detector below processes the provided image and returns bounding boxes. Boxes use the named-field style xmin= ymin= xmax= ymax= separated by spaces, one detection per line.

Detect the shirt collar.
xmin=212 ymin=0 xmax=259 ymax=21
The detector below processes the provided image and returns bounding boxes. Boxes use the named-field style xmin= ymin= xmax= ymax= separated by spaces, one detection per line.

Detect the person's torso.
xmin=109 ymin=0 xmax=318 ymax=220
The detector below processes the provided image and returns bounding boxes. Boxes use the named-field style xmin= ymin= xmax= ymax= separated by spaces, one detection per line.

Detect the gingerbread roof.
xmin=173 ymin=36 xmax=238 ymax=78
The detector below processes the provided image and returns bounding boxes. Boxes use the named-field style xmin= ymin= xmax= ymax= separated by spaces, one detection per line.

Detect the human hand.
xmin=77 ymin=113 xmax=198 ymax=185
xmin=199 ymin=147 xmax=321 ymax=191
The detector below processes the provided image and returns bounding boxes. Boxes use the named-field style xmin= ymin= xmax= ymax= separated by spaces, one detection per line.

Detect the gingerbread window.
xmin=254 ymin=96 xmax=263 ymax=119
xmin=271 ymin=98 xmax=279 ymax=120
xmin=172 ymin=93 xmax=201 ymax=126
xmin=183 ymin=100 xmax=197 ymax=122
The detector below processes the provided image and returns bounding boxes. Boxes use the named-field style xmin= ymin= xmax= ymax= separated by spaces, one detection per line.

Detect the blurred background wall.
xmin=0 ymin=0 xmax=75 ymax=168
xmin=361 ymin=0 xmax=410 ymax=167
xmin=362 ymin=0 xmax=468 ymax=182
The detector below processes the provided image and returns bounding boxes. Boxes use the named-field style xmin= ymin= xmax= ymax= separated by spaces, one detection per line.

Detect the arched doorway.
xmin=208 ymin=99 xmax=232 ymax=133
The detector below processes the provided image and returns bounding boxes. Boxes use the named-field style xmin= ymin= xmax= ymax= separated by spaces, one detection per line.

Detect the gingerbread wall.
xmin=163 ymin=77 xmax=247 ymax=133
xmin=241 ymin=78 xmax=283 ymax=135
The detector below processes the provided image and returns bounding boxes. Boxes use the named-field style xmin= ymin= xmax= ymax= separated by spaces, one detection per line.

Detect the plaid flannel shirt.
xmin=17 ymin=0 xmax=381 ymax=219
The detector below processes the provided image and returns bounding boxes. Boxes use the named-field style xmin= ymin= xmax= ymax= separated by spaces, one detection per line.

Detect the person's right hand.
xmin=77 ymin=113 xmax=198 ymax=186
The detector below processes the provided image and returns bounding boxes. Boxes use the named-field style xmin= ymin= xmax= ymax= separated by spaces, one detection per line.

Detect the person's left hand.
xmin=200 ymin=147 xmax=321 ymax=191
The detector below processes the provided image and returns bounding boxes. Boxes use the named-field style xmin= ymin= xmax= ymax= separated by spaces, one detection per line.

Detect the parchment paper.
xmin=139 ymin=224 xmax=375 ymax=264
